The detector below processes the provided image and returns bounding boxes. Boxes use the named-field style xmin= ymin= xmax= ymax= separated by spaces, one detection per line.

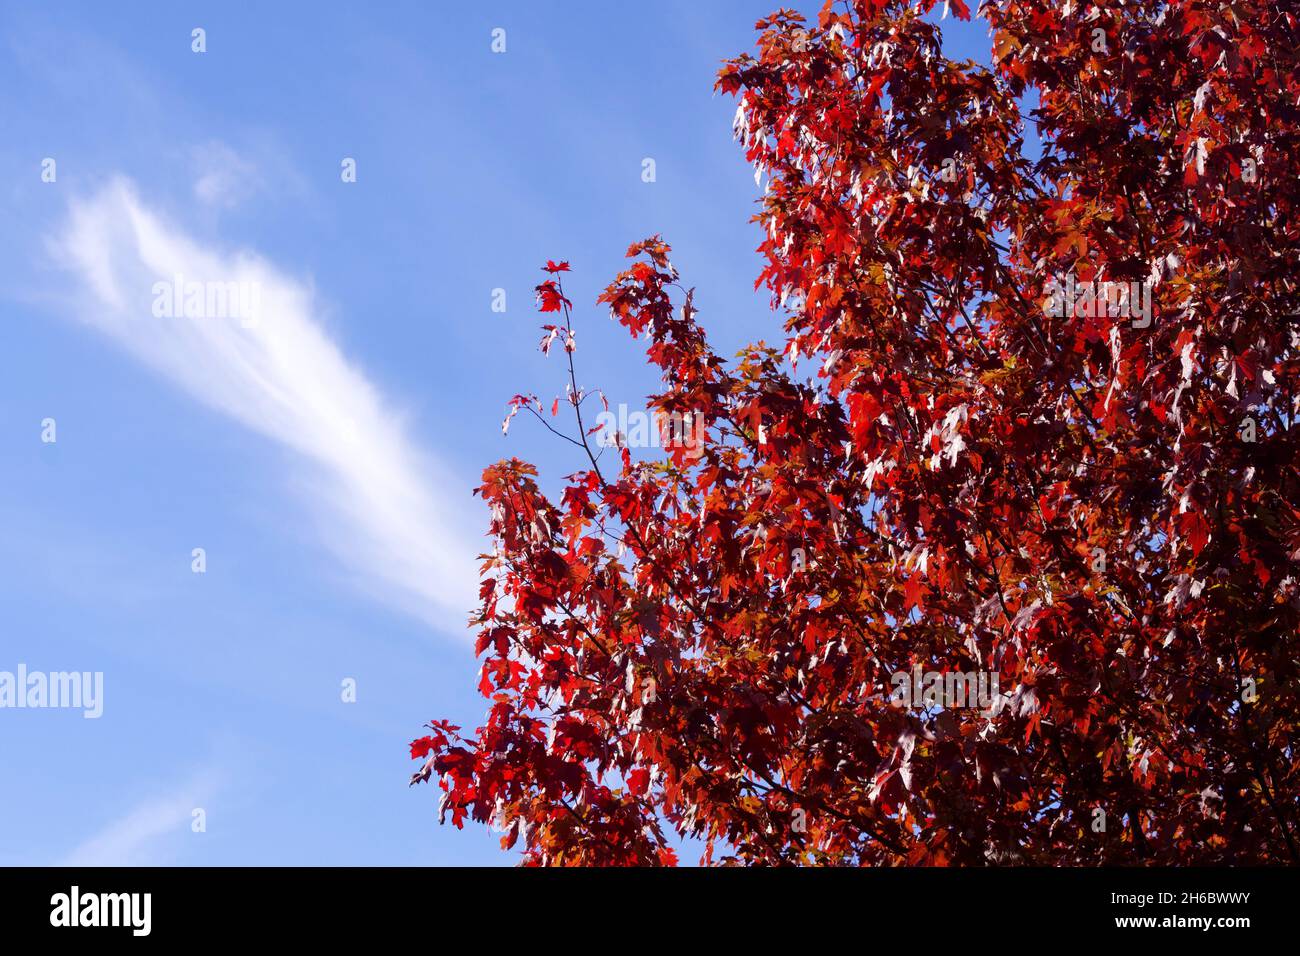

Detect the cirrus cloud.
xmin=49 ymin=178 xmax=479 ymax=631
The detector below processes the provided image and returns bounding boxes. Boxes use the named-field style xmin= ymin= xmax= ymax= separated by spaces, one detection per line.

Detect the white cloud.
xmin=49 ymin=178 xmax=478 ymax=628
xmin=191 ymin=141 xmax=262 ymax=208
xmin=60 ymin=765 xmax=223 ymax=866
xmin=188 ymin=139 xmax=310 ymax=210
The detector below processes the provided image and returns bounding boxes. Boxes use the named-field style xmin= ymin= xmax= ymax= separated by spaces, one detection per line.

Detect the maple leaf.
xmin=1178 ymin=509 xmax=1212 ymax=558
xmin=627 ymin=767 xmax=651 ymax=797
xmin=535 ymin=280 xmax=571 ymax=313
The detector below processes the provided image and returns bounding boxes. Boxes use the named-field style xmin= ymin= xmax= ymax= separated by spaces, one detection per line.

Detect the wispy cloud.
xmin=59 ymin=765 xmax=223 ymax=867
xmin=191 ymin=141 xmax=263 ymax=208
xmin=189 ymin=139 xmax=311 ymax=211
xmin=49 ymin=178 xmax=478 ymax=628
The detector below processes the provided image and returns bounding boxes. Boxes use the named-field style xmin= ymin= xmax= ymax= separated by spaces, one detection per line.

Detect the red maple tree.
xmin=412 ymin=0 xmax=1300 ymax=864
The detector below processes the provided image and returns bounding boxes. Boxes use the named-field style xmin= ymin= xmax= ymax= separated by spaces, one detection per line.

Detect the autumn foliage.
xmin=412 ymin=0 xmax=1300 ymax=864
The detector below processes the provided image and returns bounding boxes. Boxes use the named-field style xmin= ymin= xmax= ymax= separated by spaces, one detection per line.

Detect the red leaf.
xmin=627 ymin=767 xmax=651 ymax=796
xmin=535 ymin=280 xmax=570 ymax=313
xmin=1178 ymin=510 xmax=1211 ymax=558
xmin=904 ymin=573 xmax=924 ymax=612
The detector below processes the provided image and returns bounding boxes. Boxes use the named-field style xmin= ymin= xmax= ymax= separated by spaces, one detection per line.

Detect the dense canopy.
xmin=412 ymin=0 xmax=1300 ymax=865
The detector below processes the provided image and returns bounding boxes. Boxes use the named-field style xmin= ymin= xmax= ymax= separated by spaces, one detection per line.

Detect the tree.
xmin=411 ymin=0 xmax=1300 ymax=864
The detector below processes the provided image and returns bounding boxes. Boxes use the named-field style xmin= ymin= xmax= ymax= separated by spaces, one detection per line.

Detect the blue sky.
xmin=0 ymin=1 xmax=991 ymax=865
